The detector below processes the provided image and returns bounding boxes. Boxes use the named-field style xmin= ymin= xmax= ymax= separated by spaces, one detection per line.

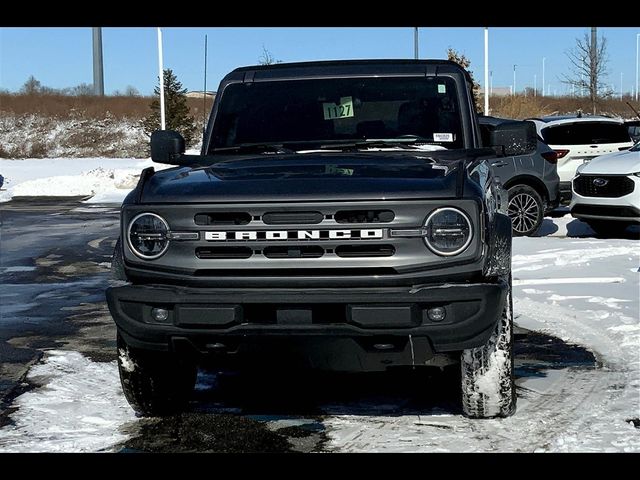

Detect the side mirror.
xmin=151 ymin=130 xmax=185 ymax=164
xmin=489 ymin=120 xmax=537 ymax=157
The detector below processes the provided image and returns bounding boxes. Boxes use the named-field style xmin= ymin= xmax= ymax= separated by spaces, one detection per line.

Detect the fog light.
xmin=151 ymin=307 xmax=170 ymax=322
xmin=427 ymin=307 xmax=446 ymax=322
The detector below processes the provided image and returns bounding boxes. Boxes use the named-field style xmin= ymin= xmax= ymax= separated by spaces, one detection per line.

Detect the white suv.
xmin=570 ymin=141 xmax=640 ymax=234
xmin=529 ymin=116 xmax=633 ymax=203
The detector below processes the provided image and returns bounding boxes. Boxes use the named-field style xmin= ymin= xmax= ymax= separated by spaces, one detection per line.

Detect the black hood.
xmin=139 ymin=152 xmax=466 ymax=204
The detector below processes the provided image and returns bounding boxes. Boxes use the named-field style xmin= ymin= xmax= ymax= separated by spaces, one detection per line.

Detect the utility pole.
xmin=157 ymin=28 xmax=166 ymax=130
xmin=484 ymin=27 xmax=489 ymax=115
xmin=490 ymin=71 xmax=493 ymax=95
xmin=620 ymin=72 xmax=624 ymax=100
xmin=92 ymin=27 xmax=104 ymax=96
xmin=636 ymin=33 xmax=640 ymax=102
xmin=534 ymin=74 xmax=537 ymax=97
xmin=542 ymin=57 xmax=545 ymax=97
xmin=513 ymin=64 xmax=517 ymax=95
xmin=590 ymin=27 xmax=597 ymax=113
xmin=414 ymin=27 xmax=419 ymax=59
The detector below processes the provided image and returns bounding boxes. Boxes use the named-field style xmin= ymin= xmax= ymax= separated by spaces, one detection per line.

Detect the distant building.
xmin=186 ymin=91 xmax=216 ymax=99
xmin=479 ymin=87 xmax=511 ymax=97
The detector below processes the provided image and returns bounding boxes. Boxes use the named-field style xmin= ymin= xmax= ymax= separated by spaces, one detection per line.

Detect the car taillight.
xmin=541 ymin=151 xmax=558 ymax=164
xmin=554 ymin=149 xmax=570 ymax=159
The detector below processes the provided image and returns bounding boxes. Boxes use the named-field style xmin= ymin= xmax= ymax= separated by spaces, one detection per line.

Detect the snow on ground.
xmin=0 ymin=351 xmax=137 ymax=453
xmin=0 ymin=157 xmax=172 ymax=203
xmin=324 ymin=216 xmax=640 ymax=452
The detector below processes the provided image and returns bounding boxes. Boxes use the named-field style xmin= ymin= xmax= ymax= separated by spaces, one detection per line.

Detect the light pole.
xmin=534 ymin=74 xmax=537 ymax=97
xmin=414 ymin=27 xmax=419 ymax=60
xmin=620 ymin=72 xmax=624 ymax=100
xmin=484 ymin=27 xmax=489 ymax=115
xmin=542 ymin=57 xmax=545 ymax=97
xmin=513 ymin=64 xmax=517 ymax=95
xmin=157 ymin=28 xmax=166 ymax=130
xmin=490 ymin=71 xmax=493 ymax=95
xmin=636 ymin=33 xmax=639 ymax=101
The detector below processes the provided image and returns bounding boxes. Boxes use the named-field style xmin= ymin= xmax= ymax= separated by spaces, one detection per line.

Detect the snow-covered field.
xmin=0 ymin=158 xmax=638 ymax=452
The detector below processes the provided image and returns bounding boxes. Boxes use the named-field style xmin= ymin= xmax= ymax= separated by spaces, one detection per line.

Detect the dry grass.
xmin=0 ymin=93 xmax=208 ymax=120
xmin=489 ymin=95 xmax=640 ymax=119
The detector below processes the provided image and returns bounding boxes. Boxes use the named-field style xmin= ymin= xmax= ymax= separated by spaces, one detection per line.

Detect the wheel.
xmin=111 ymin=237 xmax=127 ymax=281
xmin=460 ymin=274 xmax=516 ymax=418
xmin=586 ymin=220 xmax=630 ymax=236
xmin=117 ymin=333 xmax=197 ymax=416
xmin=507 ymin=185 xmax=543 ymax=237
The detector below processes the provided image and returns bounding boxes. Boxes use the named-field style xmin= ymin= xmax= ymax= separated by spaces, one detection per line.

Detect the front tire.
xmin=117 ymin=333 xmax=197 ymax=416
xmin=507 ymin=185 xmax=543 ymax=237
xmin=460 ymin=274 xmax=516 ymax=418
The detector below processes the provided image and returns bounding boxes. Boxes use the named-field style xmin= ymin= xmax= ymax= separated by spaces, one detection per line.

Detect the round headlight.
xmin=127 ymin=213 xmax=170 ymax=259
xmin=424 ymin=207 xmax=472 ymax=256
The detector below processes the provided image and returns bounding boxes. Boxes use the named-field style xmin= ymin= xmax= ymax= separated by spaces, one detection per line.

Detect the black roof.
xmin=226 ymin=59 xmax=473 ymax=83
xmin=231 ymin=59 xmax=464 ymax=72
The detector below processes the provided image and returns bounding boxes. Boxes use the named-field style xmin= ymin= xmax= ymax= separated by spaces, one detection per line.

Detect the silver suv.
xmin=479 ymin=116 xmax=560 ymax=236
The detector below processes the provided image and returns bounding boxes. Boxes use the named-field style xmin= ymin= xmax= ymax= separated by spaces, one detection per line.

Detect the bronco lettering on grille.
xmin=204 ymin=229 xmax=384 ymax=241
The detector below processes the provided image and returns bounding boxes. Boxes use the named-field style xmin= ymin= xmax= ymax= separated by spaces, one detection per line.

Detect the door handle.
xmin=491 ymin=161 xmax=508 ymax=167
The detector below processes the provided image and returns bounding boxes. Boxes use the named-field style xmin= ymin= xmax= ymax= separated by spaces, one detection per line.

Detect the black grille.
xmin=335 ymin=244 xmax=396 ymax=258
xmin=262 ymin=211 xmax=324 ymax=224
xmin=573 ymin=175 xmax=635 ymax=198
xmin=196 ymin=246 xmax=253 ymax=259
xmin=335 ymin=210 xmax=395 ymax=223
xmin=194 ymin=268 xmax=397 ymax=277
xmin=194 ymin=212 xmax=252 ymax=225
xmin=263 ymin=246 xmax=325 ymax=259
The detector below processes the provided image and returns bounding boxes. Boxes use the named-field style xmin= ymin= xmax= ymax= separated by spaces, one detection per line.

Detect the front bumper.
xmin=107 ymin=280 xmax=507 ymax=361
xmin=570 ymin=175 xmax=640 ymax=222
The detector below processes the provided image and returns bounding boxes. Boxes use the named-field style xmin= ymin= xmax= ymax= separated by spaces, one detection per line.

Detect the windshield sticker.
xmin=433 ymin=133 xmax=454 ymax=142
xmin=323 ymin=96 xmax=355 ymax=120
xmin=438 ymin=84 xmax=446 ymax=94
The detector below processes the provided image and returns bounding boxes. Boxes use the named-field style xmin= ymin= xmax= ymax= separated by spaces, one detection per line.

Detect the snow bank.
xmin=0 ymin=157 xmax=169 ymax=203
xmin=0 ymin=350 xmax=137 ymax=453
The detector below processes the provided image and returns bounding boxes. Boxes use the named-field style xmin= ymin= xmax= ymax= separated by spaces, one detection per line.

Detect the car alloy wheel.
xmin=507 ymin=186 xmax=543 ymax=236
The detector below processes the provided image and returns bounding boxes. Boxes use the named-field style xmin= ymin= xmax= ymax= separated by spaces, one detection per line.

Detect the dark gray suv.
xmin=479 ymin=116 xmax=560 ymax=236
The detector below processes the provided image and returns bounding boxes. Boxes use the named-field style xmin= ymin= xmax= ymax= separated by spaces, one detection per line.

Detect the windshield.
xmin=209 ymin=76 xmax=464 ymax=152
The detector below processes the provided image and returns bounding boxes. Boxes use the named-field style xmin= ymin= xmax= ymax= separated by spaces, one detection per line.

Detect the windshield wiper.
xmin=211 ymin=143 xmax=297 ymax=154
xmin=318 ymin=139 xmax=433 ymax=151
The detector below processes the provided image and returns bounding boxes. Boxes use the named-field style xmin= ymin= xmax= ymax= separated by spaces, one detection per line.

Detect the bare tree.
xmin=258 ymin=46 xmax=281 ymax=65
xmin=124 ymin=85 xmax=140 ymax=97
xmin=562 ymin=29 xmax=611 ymax=114
xmin=20 ymin=75 xmax=42 ymax=95
xmin=70 ymin=83 xmax=94 ymax=96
